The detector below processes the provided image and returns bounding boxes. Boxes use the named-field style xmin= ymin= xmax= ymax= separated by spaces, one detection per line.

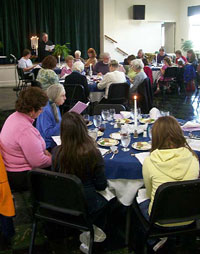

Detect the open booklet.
xmin=45 ymin=45 xmax=55 ymax=51
xmin=69 ymin=101 xmax=89 ymax=114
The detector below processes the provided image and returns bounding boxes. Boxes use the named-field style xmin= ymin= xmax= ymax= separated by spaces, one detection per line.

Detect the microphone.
xmin=10 ymin=54 xmax=17 ymax=60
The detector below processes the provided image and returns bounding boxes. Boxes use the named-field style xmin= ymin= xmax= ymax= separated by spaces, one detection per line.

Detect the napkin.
xmin=120 ymin=111 xmax=131 ymax=119
xmin=136 ymin=188 xmax=149 ymax=204
xmin=135 ymin=152 xmax=150 ymax=164
xmin=182 ymin=121 xmax=200 ymax=132
xmin=52 ymin=136 xmax=61 ymax=146
xmin=149 ymin=107 xmax=161 ymax=120
xmin=114 ymin=114 xmax=123 ymax=120
xmin=98 ymin=148 xmax=109 ymax=156
xmin=186 ymin=139 xmax=200 ymax=151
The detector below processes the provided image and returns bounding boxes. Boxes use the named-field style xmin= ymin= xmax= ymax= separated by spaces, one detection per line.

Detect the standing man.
xmin=38 ymin=33 xmax=54 ymax=62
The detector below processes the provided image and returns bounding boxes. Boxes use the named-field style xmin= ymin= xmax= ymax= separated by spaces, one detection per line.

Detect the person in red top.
xmin=142 ymin=58 xmax=153 ymax=85
xmin=175 ymin=50 xmax=188 ymax=65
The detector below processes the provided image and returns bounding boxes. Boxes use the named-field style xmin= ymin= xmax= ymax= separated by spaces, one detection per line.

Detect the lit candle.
xmin=30 ymin=36 xmax=39 ymax=55
xmin=134 ymin=95 xmax=137 ymax=128
xmin=58 ymin=55 xmax=61 ymax=66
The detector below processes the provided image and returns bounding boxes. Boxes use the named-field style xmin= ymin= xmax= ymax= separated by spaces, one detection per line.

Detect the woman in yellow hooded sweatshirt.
xmin=142 ymin=116 xmax=199 ymax=223
xmin=133 ymin=116 xmax=199 ymax=253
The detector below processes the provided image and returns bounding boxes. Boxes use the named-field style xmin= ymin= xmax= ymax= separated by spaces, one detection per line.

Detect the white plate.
xmin=97 ymin=138 xmax=119 ymax=147
xmin=132 ymin=142 xmax=151 ymax=151
xmin=139 ymin=118 xmax=155 ymax=124
xmin=109 ymin=132 xmax=121 ymax=140
xmin=87 ymin=121 xmax=93 ymax=127
xmin=98 ymin=131 xmax=104 ymax=137
xmin=120 ymin=111 xmax=131 ymax=119
xmin=116 ymin=119 xmax=133 ymax=124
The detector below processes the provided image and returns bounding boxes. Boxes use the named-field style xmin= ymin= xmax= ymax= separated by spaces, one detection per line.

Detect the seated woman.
xmin=175 ymin=50 xmax=188 ymax=65
xmin=60 ymin=55 xmax=74 ymax=78
xmin=37 ymin=55 xmax=59 ymax=90
xmin=36 ymin=84 xmax=66 ymax=150
xmin=52 ymin=112 xmax=108 ymax=216
xmin=74 ymin=50 xmax=85 ymax=64
xmin=187 ymin=49 xmax=198 ymax=70
xmin=142 ymin=58 xmax=153 ymax=85
xmin=0 ymin=87 xmax=52 ymax=191
xmin=136 ymin=49 xmax=145 ymax=59
xmin=133 ymin=116 xmax=199 ymax=252
xmin=156 ymin=47 xmax=168 ymax=64
xmin=155 ymin=56 xmax=172 ymax=94
xmin=65 ymin=61 xmax=89 ymax=98
xmin=130 ymin=59 xmax=147 ymax=94
xmin=142 ymin=116 xmax=199 ymax=223
xmin=0 ymin=152 xmax=15 ymax=248
xmin=84 ymin=48 xmax=97 ymax=73
xmin=18 ymin=49 xmax=36 ymax=80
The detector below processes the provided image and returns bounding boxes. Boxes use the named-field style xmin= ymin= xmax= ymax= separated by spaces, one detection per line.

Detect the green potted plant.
xmin=181 ymin=40 xmax=193 ymax=52
xmin=53 ymin=43 xmax=70 ymax=60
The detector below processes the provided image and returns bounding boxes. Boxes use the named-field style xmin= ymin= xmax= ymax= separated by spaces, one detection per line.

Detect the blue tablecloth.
xmin=89 ymin=118 xmax=200 ymax=180
xmin=89 ymin=120 xmax=150 ymax=180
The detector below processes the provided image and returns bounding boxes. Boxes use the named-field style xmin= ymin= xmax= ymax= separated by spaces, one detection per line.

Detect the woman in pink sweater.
xmin=0 ymin=87 xmax=52 ymax=191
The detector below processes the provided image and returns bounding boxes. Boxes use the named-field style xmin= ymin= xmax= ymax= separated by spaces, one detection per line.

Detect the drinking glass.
xmin=109 ymin=108 xmax=116 ymax=125
xmin=120 ymin=131 xmax=131 ymax=152
xmin=93 ymin=115 xmax=102 ymax=129
xmin=88 ymin=128 xmax=97 ymax=141
xmin=101 ymin=109 xmax=110 ymax=123
xmin=148 ymin=125 xmax=152 ymax=140
xmin=83 ymin=114 xmax=90 ymax=125
xmin=137 ymin=108 xmax=142 ymax=120
xmin=98 ymin=123 xmax=106 ymax=132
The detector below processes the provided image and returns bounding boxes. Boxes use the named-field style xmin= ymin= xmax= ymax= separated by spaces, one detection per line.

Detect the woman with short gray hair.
xmin=130 ymin=59 xmax=147 ymax=93
xmin=36 ymin=84 xmax=66 ymax=150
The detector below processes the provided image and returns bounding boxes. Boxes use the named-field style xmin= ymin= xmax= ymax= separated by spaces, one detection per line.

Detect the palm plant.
xmin=53 ymin=43 xmax=70 ymax=59
xmin=181 ymin=40 xmax=193 ymax=52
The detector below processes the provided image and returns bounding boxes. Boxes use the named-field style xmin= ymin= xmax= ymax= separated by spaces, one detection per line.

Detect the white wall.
xmin=101 ymin=0 xmax=180 ymax=62
xmin=100 ymin=0 xmax=200 ymax=62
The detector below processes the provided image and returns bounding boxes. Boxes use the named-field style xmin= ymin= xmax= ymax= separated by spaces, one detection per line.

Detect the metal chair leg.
xmin=88 ymin=229 xmax=94 ymax=254
xmin=29 ymin=219 xmax=37 ymax=254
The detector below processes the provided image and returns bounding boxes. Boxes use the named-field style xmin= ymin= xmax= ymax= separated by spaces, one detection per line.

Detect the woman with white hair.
xmin=74 ymin=50 xmax=85 ymax=64
xmin=36 ymin=84 xmax=66 ymax=150
xmin=64 ymin=61 xmax=89 ymax=98
xmin=130 ymin=59 xmax=147 ymax=93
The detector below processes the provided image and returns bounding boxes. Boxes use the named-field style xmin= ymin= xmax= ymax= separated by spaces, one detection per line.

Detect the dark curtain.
xmin=0 ymin=0 xmax=100 ymax=60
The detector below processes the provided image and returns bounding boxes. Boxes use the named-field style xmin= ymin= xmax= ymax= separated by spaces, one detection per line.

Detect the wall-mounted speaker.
xmin=133 ymin=5 xmax=145 ymax=20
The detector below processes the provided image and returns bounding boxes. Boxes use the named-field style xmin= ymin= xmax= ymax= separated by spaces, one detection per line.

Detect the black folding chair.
xmin=159 ymin=67 xmax=179 ymax=94
xmin=93 ymin=104 xmax=126 ymax=115
xmin=62 ymin=84 xmax=88 ymax=113
xmin=28 ymin=168 xmax=94 ymax=254
xmin=107 ymin=82 xmax=130 ymax=106
xmin=137 ymin=78 xmax=153 ymax=114
xmin=129 ymin=179 xmax=200 ymax=254
xmin=15 ymin=66 xmax=33 ymax=92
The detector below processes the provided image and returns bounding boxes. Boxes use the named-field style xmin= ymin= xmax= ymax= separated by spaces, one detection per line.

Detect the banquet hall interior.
xmin=1 ymin=0 xmax=200 ymax=254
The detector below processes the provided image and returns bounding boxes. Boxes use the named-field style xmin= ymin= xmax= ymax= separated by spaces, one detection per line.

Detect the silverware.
xmin=110 ymin=149 xmax=118 ymax=160
xmin=131 ymin=153 xmax=135 ymax=156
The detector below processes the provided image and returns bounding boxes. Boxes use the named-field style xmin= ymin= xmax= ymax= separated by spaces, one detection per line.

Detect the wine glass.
xmin=120 ymin=131 xmax=131 ymax=152
xmin=83 ymin=114 xmax=90 ymax=125
xmin=98 ymin=123 xmax=106 ymax=133
xmin=137 ymin=108 xmax=142 ymax=120
xmin=101 ymin=109 xmax=110 ymax=123
xmin=93 ymin=115 xmax=102 ymax=129
xmin=109 ymin=108 xmax=116 ymax=125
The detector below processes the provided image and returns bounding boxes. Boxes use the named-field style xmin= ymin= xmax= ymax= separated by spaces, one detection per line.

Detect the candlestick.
xmin=89 ymin=63 xmax=93 ymax=76
xmin=58 ymin=55 xmax=61 ymax=66
xmin=35 ymin=46 xmax=38 ymax=56
xmin=134 ymin=95 xmax=137 ymax=128
xmin=30 ymin=36 xmax=39 ymax=55
xmin=155 ymin=53 xmax=157 ymax=66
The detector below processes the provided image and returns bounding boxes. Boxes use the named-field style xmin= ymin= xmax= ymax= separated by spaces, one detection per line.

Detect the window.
xmin=189 ymin=14 xmax=200 ymax=51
